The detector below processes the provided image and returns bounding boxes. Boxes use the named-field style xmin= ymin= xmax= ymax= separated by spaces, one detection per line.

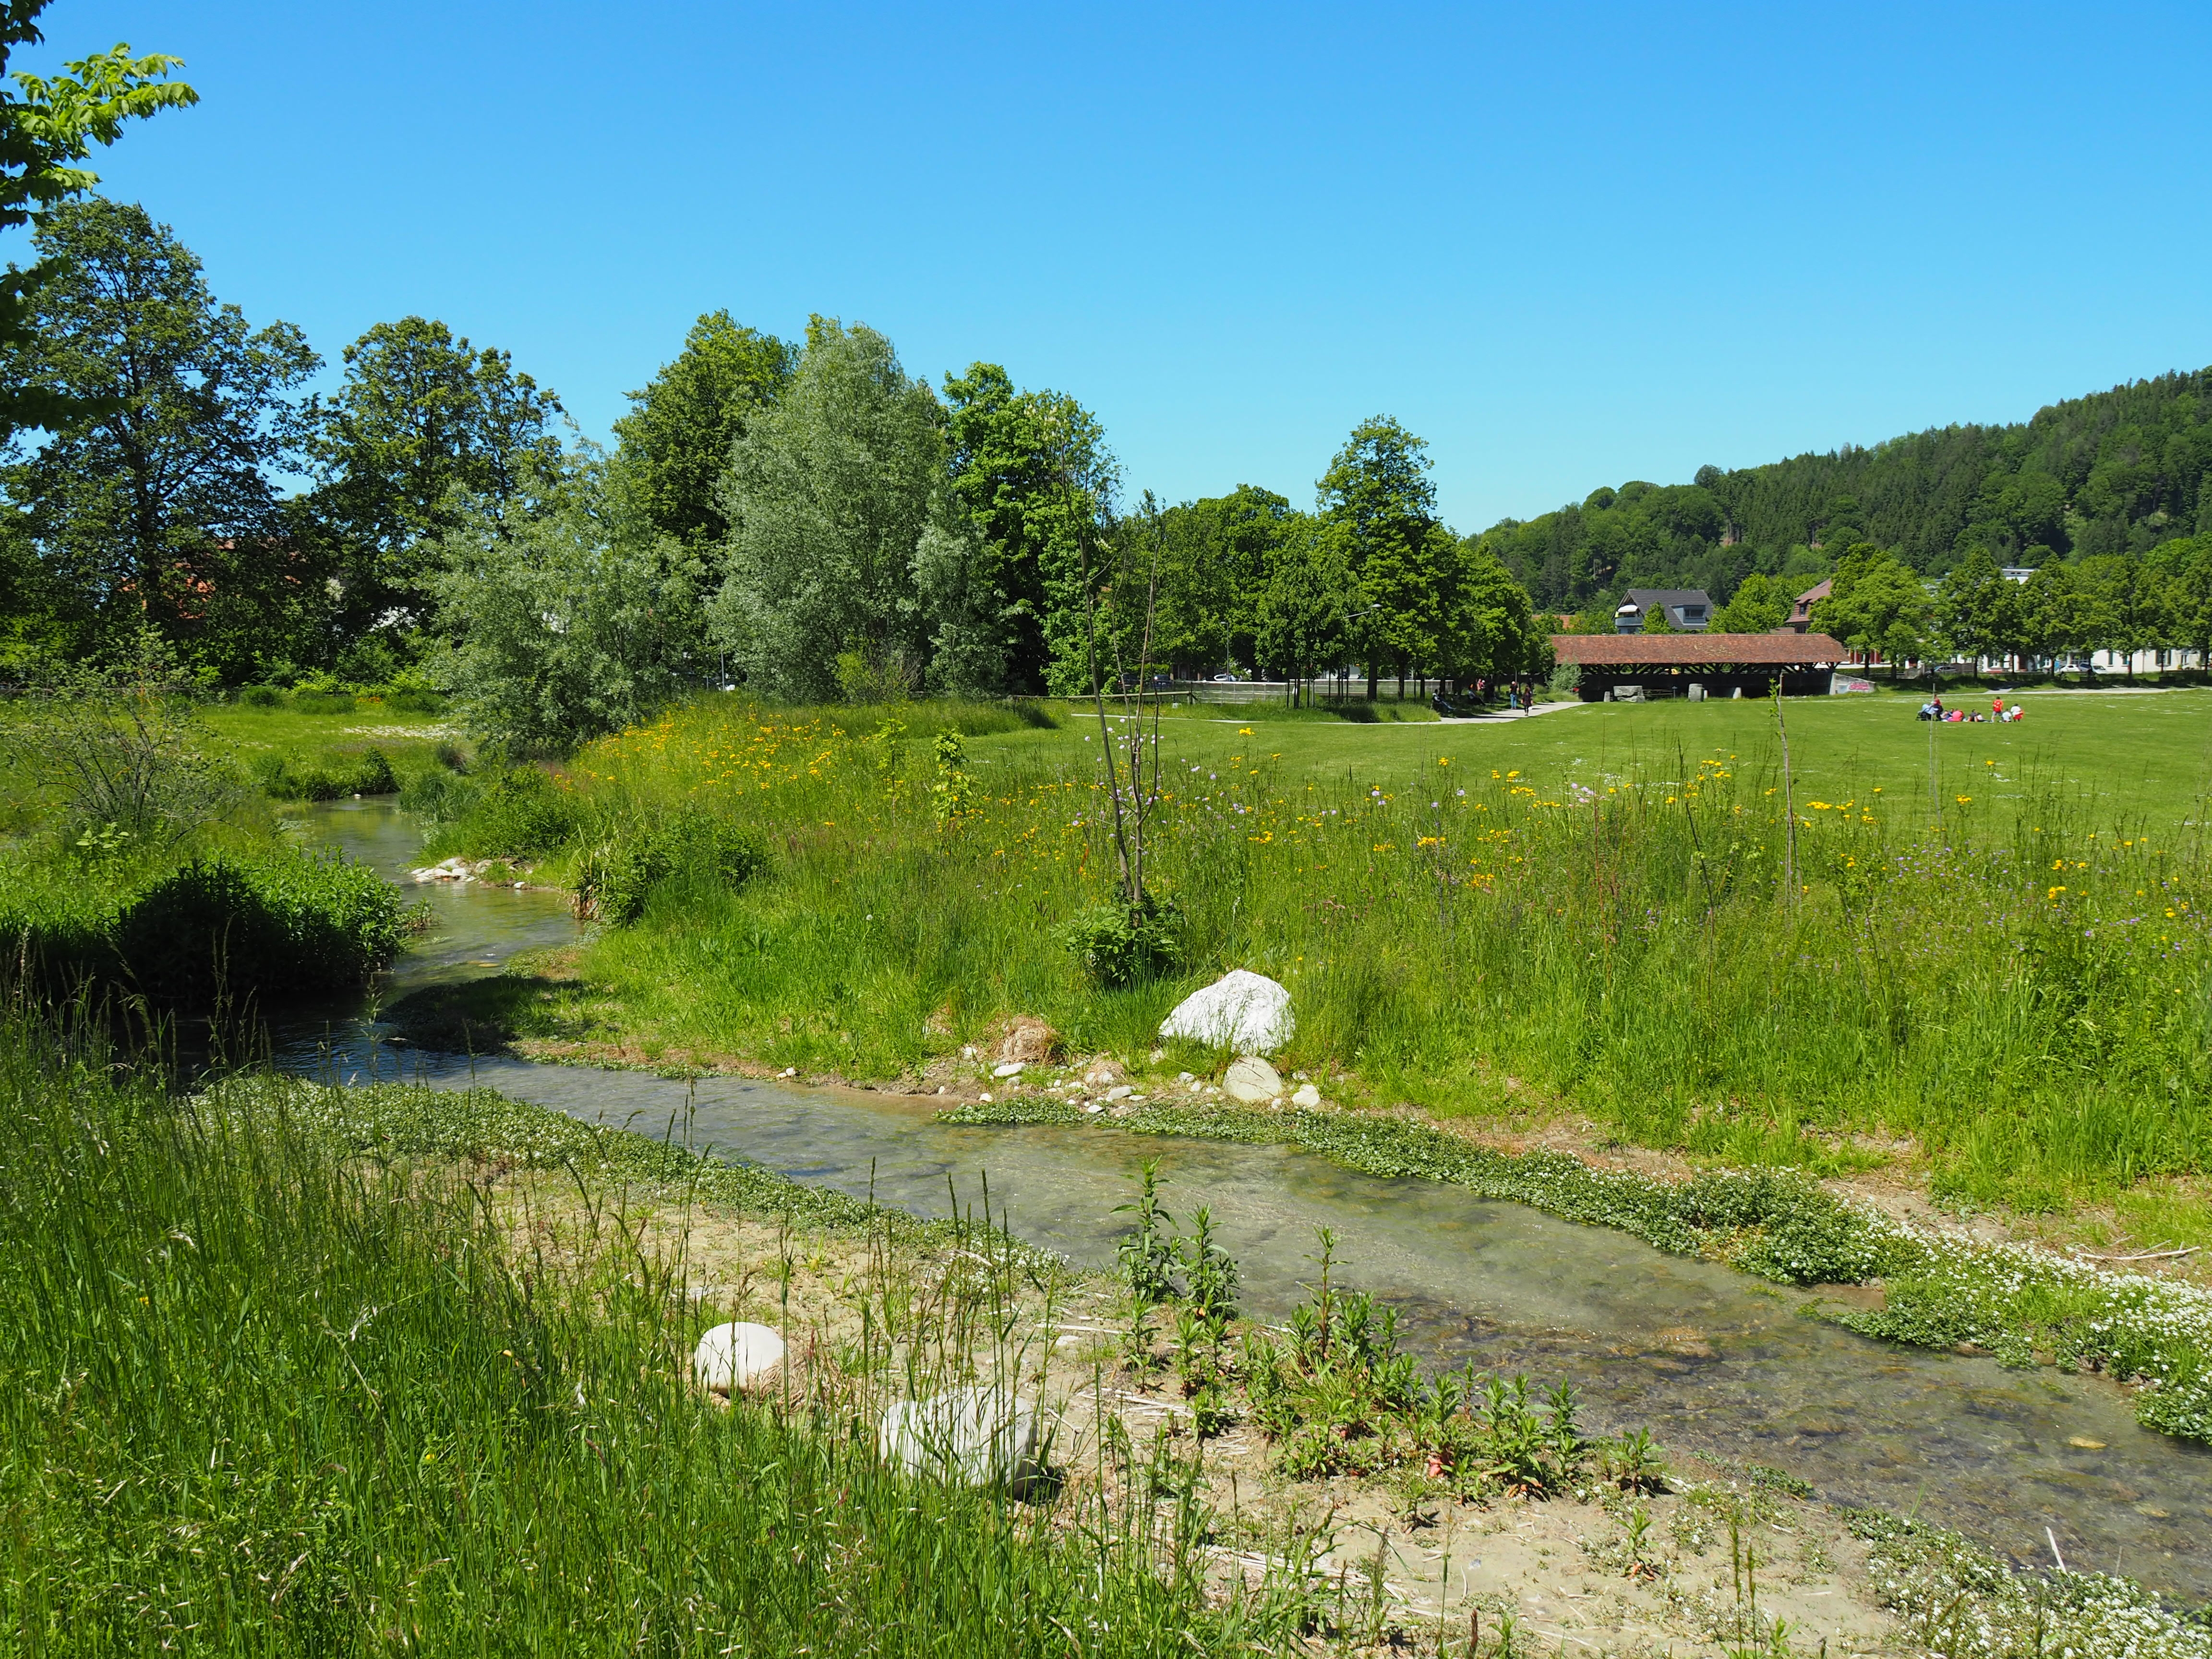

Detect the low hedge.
xmin=0 ymin=849 xmax=408 ymax=1009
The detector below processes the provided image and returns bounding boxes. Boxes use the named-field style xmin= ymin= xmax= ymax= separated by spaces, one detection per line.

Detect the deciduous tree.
xmin=2 ymin=198 xmax=317 ymax=679
xmin=613 ymin=310 xmax=793 ymax=550
xmin=308 ymin=316 xmax=564 ymax=642
xmin=709 ymin=318 xmax=948 ymax=702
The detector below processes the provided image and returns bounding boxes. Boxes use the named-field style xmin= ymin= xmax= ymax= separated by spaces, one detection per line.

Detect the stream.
xmin=286 ymin=800 xmax=2210 ymax=1602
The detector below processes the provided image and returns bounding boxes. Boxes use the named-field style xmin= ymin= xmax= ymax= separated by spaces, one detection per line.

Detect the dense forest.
xmin=1479 ymin=369 xmax=2212 ymax=618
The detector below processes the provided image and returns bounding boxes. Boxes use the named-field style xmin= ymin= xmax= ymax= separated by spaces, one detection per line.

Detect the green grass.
xmin=201 ymin=701 xmax=469 ymax=801
xmin=0 ymin=1017 xmax=1314 ymax=1654
xmin=419 ymin=693 xmax=2212 ymax=1217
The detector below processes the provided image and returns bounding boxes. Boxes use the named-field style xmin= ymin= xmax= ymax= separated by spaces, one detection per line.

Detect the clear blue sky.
xmin=17 ymin=1 xmax=2212 ymax=530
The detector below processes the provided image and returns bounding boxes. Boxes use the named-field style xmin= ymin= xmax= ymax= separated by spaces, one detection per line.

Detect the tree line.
xmin=0 ymin=199 xmax=1554 ymax=744
xmin=1479 ymin=369 xmax=2212 ymax=638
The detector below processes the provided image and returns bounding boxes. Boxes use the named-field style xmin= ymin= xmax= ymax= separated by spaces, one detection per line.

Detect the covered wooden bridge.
xmin=1551 ymin=632 xmax=1850 ymax=701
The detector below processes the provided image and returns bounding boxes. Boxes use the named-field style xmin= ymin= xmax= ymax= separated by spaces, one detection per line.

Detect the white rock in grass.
xmin=1291 ymin=1082 xmax=1322 ymax=1108
xmin=693 ymin=1321 xmax=786 ymax=1395
xmin=1223 ymin=1055 xmax=1284 ymax=1105
xmin=878 ymin=1388 xmax=1046 ymax=1495
xmin=1158 ymin=969 xmax=1294 ymax=1055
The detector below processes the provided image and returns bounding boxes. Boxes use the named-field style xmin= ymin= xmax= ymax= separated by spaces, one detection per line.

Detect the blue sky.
xmin=17 ymin=1 xmax=2212 ymax=530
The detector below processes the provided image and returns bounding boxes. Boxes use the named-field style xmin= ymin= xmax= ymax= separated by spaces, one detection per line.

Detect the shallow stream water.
xmin=288 ymin=800 xmax=2211 ymax=1602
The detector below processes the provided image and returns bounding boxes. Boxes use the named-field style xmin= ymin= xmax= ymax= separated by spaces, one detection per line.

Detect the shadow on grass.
xmin=385 ymin=974 xmax=573 ymax=1053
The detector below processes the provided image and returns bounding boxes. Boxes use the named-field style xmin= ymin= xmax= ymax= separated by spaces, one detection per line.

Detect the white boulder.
xmin=878 ymin=1387 xmax=1046 ymax=1495
xmin=693 ymin=1321 xmax=786 ymax=1394
xmin=1291 ymin=1082 xmax=1322 ymax=1108
xmin=1158 ymin=969 xmax=1294 ymax=1054
xmin=1223 ymin=1055 xmax=1284 ymax=1104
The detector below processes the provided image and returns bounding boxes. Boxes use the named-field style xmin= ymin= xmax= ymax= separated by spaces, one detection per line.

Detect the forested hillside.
xmin=1480 ymin=368 xmax=2212 ymax=615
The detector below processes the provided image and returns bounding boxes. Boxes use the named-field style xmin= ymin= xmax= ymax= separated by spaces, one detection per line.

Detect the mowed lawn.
xmin=974 ymin=689 xmax=2212 ymax=835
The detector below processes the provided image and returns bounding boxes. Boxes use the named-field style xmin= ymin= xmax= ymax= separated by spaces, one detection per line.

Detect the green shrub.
xmin=113 ymin=852 xmax=408 ymax=1007
xmin=381 ymin=687 xmax=446 ymax=714
xmin=399 ymin=764 xmax=481 ymax=827
xmin=427 ymin=767 xmax=580 ymax=857
xmin=251 ymin=746 xmax=399 ymax=801
xmin=291 ymin=690 xmax=357 ymax=715
xmin=578 ymin=810 xmax=770 ymax=925
xmin=1056 ymin=893 xmax=1183 ymax=986
xmin=237 ymin=685 xmax=285 ymax=709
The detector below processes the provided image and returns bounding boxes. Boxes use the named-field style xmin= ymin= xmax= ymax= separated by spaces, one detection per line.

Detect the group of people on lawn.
xmin=1919 ymin=691 xmax=2024 ymax=723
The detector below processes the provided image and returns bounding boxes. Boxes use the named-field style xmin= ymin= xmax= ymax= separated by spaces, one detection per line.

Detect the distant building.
xmin=1551 ymin=632 xmax=1850 ymax=700
xmin=1781 ymin=578 xmax=1831 ymax=632
xmin=1614 ymin=589 xmax=1712 ymax=632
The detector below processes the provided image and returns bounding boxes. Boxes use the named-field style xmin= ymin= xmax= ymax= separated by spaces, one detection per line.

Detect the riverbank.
xmin=249 ymin=1071 xmax=2212 ymax=1656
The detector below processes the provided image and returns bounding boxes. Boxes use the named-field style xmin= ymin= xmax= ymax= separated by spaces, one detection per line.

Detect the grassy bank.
xmin=413 ymin=694 xmax=2212 ymax=1217
xmin=0 ymin=1020 xmax=1319 ymax=1654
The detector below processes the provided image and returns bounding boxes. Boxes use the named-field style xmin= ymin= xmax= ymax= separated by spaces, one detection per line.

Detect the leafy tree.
xmin=2 ymin=198 xmax=318 ymax=680
xmin=0 ymin=10 xmax=196 ymax=440
xmin=1252 ymin=519 xmax=1354 ymax=690
xmin=1317 ymin=416 xmax=1443 ymax=693
xmin=939 ymin=361 xmax=1113 ymax=694
xmin=2073 ymin=554 xmax=2166 ymax=677
xmin=1811 ymin=545 xmax=1929 ymax=669
xmin=2150 ymin=536 xmax=2212 ymax=665
xmin=1154 ymin=485 xmax=1298 ymax=675
xmin=613 ymin=310 xmax=793 ymax=550
xmin=709 ymin=318 xmax=948 ymax=702
xmin=1712 ymin=570 xmax=1785 ymax=632
xmin=426 ymin=454 xmax=703 ymax=751
xmin=1636 ymin=598 xmax=1676 ymax=635
xmin=1433 ymin=540 xmax=1548 ymax=683
xmin=1934 ymin=549 xmax=2011 ymax=668
xmin=308 ymin=316 xmax=564 ymax=643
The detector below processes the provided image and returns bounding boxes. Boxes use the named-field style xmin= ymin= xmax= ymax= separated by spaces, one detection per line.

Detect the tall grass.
xmin=441 ymin=699 xmax=2212 ymax=1211
xmin=0 ymin=1014 xmax=1316 ymax=1653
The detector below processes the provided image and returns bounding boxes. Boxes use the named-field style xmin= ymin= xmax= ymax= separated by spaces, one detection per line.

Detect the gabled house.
xmin=1781 ymin=578 xmax=1831 ymax=632
xmin=1614 ymin=589 xmax=1712 ymax=632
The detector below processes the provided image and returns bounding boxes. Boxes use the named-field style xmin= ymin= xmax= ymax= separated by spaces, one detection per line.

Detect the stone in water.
xmin=1223 ymin=1055 xmax=1284 ymax=1104
xmin=878 ymin=1387 xmax=1046 ymax=1495
xmin=694 ymin=1321 xmax=786 ymax=1395
xmin=1157 ymin=969 xmax=1294 ymax=1054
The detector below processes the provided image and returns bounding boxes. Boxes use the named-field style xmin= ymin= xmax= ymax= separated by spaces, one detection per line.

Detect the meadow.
xmin=415 ymin=688 xmax=2212 ymax=1224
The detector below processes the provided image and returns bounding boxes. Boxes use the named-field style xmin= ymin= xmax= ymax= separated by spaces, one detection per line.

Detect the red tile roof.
xmin=1551 ymin=632 xmax=1848 ymax=667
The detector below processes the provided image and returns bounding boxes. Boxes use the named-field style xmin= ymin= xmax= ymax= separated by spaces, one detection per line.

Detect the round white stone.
xmin=693 ymin=1321 xmax=786 ymax=1394
xmin=1157 ymin=969 xmax=1294 ymax=1054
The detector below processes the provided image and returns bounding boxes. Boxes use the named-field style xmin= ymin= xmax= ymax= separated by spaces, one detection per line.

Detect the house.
xmin=1781 ymin=579 xmax=1830 ymax=632
xmin=1551 ymin=632 xmax=1850 ymax=700
xmin=1614 ymin=589 xmax=1712 ymax=632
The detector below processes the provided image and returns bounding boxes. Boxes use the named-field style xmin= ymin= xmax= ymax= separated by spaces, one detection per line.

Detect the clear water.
xmin=289 ymin=802 xmax=2212 ymax=1600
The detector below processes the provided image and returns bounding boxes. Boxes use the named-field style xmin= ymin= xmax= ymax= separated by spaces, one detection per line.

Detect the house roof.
xmin=1622 ymin=588 xmax=1712 ymax=608
xmin=1551 ymin=632 xmax=1849 ymax=667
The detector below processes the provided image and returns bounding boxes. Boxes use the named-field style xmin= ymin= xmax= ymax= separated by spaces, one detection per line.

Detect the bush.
xmin=577 ymin=810 xmax=770 ymax=925
xmin=250 ymin=746 xmax=399 ymax=801
xmin=291 ymin=690 xmax=357 ymax=715
xmin=381 ymin=687 xmax=446 ymax=714
xmin=114 ymin=852 xmax=408 ymax=1007
xmin=238 ymin=685 xmax=286 ymax=709
xmin=1057 ymin=893 xmax=1183 ymax=986
xmin=427 ymin=767 xmax=581 ymax=857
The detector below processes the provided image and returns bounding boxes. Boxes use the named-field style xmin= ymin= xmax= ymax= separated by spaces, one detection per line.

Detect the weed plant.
xmin=0 ymin=1019 xmax=1331 ymax=1654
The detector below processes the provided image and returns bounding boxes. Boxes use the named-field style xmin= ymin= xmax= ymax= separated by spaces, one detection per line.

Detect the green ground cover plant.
xmin=0 ymin=1018 xmax=1333 ymax=1655
xmin=956 ymin=1094 xmax=2212 ymax=1445
xmin=424 ymin=695 xmax=2212 ymax=1215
